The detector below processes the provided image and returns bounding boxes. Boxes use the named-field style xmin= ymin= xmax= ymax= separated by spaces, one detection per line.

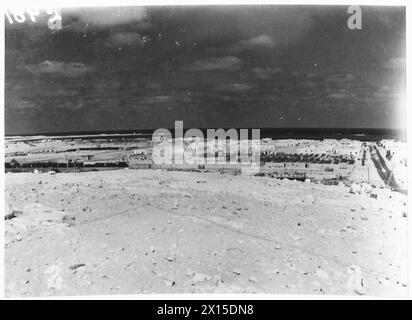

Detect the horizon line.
xmin=5 ymin=127 xmax=406 ymax=138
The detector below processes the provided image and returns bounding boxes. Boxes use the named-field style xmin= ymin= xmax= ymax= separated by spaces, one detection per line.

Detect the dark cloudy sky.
xmin=5 ymin=5 xmax=406 ymax=135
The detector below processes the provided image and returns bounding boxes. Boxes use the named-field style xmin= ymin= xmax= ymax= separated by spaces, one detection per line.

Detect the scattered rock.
xmin=304 ymin=194 xmax=316 ymax=204
xmin=62 ymin=214 xmax=76 ymax=226
xmin=191 ymin=272 xmax=211 ymax=284
xmin=82 ymin=206 xmax=93 ymax=213
xmin=163 ymin=279 xmax=175 ymax=287
xmin=44 ymin=265 xmax=63 ymax=290
xmin=213 ymin=275 xmax=223 ymax=285
xmin=69 ymin=263 xmax=85 ymax=270
xmin=185 ymin=268 xmax=194 ymax=277
xmin=347 ymin=265 xmax=367 ymax=295
xmin=350 ymin=183 xmax=362 ymax=194
xmin=361 ymin=183 xmax=372 ymax=194
xmin=5 ymin=209 xmax=23 ymax=220
xmin=232 ymin=269 xmax=241 ymax=275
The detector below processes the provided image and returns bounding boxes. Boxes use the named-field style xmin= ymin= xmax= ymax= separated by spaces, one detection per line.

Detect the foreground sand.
xmin=5 ymin=169 xmax=408 ymax=297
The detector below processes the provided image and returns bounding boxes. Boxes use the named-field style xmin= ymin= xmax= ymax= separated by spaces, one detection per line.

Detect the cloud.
xmin=325 ymin=74 xmax=356 ymax=83
xmin=298 ymin=80 xmax=318 ymax=89
xmin=215 ymin=83 xmax=252 ymax=91
xmin=105 ymin=32 xmax=148 ymax=47
xmin=232 ymin=34 xmax=275 ymax=52
xmin=251 ymin=66 xmax=282 ymax=79
xmin=22 ymin=61 xmax=92 ymax=77
xmin=143 ymin=96 xmax=171 ymax=104
xmin=251 ymin=67 xmax=271 ymax=79
xmin=184 ymin=56 xmax=242 ymax=71
xmin=384 ymin=57 xmax=406 ymax=69
xmin=11 ymin=99 xmax=37 ymax=110
xmin=65 ymin=7 xmax=149 ymax=30
xmin=327 ymin=93 xmax=351 ymax=99
xmin=373 ymin=92 xmax=399 ymax=100
xmin=48 ymin=89 xmax=80 ymax=98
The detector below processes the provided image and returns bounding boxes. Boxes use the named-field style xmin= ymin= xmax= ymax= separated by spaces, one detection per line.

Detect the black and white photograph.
xmin=2 ymin=2 xmax=409 ymax=300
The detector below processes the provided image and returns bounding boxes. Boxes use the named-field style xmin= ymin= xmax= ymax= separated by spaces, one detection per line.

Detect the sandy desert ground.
xmin=4 ymin=169 xmax=408 ymax=297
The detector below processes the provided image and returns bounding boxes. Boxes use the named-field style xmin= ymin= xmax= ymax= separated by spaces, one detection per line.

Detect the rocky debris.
xmin=5 ymin=209 xmax=23 ymax=220
xmin=350 ymin=183 xmax=373 ymax=195
xmin=69 ymin=263 xmax=86 ymax=271
xmin=82 ymin=206 xmax=93 ymax=213
xmin=303 ymin=194 xmax=316 ymax=205
xmin=347 ymin=265 xmax=367 ymax=295
xmin=5 ymin=204 xmax=74 ymax=232
xmin=350 ymin=183 xmax=362 ymax=194
xmin=232 ymin=269 xmax=242 ymax=275
xmin=191 ymin=272 xmax=212 ymax=284
xmin=152 ymin=269 xmax=176 ymax=287
xmin=171 ymin=200 xmax=179 ymax=210
xmin=370 ymin=193 xmax=378 ymax=199
xmin=213 ymin=275 xmax=223 ymax=286
xmin=4 ymin=169 xmax=408 ymax=297
xmin=62 ymin=214 xmax=76 ymax=226
xmin=361 ymin=183 xmax=373 ymax=194
xmin=163 ymin=279 xmax=175 ymax=287
xmin=185 ymin=268 xmax=195 ymax=277
xmin=44 ymin=265 xmax=63 ymax=290
xmin=248 ymin=277 xmax=258 ymax=283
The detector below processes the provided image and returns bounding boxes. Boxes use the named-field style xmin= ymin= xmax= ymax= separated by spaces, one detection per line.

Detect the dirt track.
xmin=4 ymin=169 xmax=408 ymax=297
